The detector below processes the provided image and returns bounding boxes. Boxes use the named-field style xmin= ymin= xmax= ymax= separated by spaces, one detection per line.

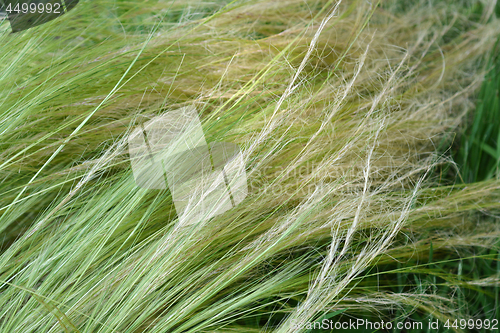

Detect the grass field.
xmin=0 ymin=0 xmax=499 ymax=332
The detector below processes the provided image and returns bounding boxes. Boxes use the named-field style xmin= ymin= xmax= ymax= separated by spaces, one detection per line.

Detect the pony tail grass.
xmin=1 ymin=0 xmax=499 ymax=332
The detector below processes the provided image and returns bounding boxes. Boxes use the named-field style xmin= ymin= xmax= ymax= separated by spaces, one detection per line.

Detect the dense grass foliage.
xmin=0 ymin=0 xmax=499 ymax=332
xmin=457 ymin=39 xmax=500 ymax=183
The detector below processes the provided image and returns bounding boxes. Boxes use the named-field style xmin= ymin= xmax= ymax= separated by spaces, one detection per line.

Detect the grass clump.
xmin=0 ymin=0 xmax=499 ymax=332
